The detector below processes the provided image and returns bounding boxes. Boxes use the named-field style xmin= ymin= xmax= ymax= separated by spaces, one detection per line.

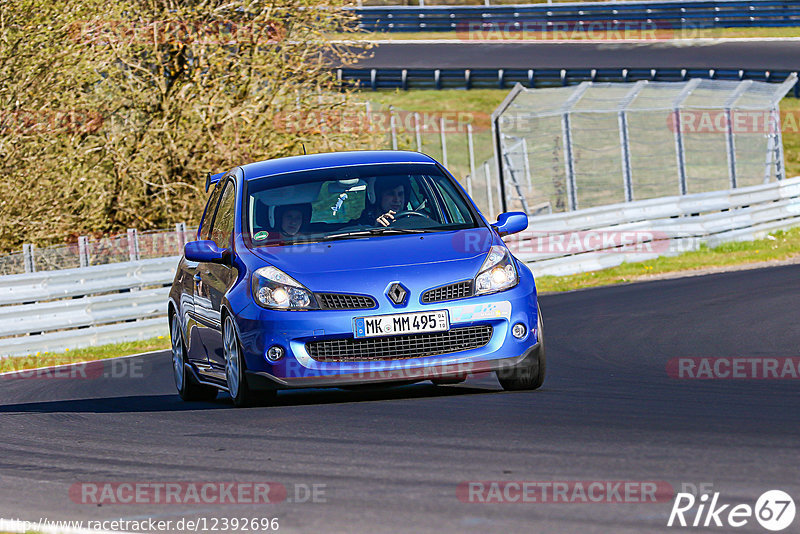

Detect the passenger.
xmin=270 ymin=203 xmax=312 ymax=241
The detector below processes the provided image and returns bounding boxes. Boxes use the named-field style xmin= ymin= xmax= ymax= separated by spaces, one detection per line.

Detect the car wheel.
xmin=497 ymin=306 xmax=546 ymax=391
xmin=171 ymin=314 xmax=218 ymax=402
xmin=223 ymin=315 xmax=272 ymax=408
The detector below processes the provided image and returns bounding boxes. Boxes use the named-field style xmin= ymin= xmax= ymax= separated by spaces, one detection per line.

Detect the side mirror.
xmin=184 ymin=240 xmax=227 ymax=263
xmin=491 ymin=212 xmax=528 ymax=237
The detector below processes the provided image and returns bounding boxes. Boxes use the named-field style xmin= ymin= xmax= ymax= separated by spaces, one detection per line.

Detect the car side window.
xmin=199 ymin=183 xmax=224 ymax=240
xmin=208 ymin=181 xmax=236 ymax=249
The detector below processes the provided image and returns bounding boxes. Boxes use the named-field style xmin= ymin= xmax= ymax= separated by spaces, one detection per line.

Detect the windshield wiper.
xmin=322 ymin=228 xmax=434 ymax=241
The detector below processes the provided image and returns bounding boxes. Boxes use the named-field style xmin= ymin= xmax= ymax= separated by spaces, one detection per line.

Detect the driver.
xmin=367 ymin=176 xmax=410 ymax=227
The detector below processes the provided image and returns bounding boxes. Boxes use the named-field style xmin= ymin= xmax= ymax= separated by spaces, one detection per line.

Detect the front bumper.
xmin=234 ymin=276 xmax=539 ymax=389
xmin=245 ymin=339 xmax=541 ymax=390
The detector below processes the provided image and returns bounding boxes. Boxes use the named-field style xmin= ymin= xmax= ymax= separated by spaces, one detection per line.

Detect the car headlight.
xmin=474 ymin=245 xmax=518 ymax=296
xmin=252 ymin=266 xmax=318 ymax=310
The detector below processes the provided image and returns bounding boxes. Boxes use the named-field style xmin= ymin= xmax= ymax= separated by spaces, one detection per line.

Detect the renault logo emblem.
xmin=386 ymin=282 xmax=408 ymax=306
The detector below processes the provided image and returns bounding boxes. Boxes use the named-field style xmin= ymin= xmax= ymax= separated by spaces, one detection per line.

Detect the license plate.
xmin=354 ymin=310 xmax=450 ymax=339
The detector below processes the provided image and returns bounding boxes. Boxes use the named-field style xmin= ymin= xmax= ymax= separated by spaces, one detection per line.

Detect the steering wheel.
xmin=392 ymin=210 xmax=427 ymax=220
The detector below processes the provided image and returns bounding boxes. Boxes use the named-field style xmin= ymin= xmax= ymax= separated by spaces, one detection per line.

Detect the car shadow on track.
xmin=0 ymin=383 xmax=500 ymax=413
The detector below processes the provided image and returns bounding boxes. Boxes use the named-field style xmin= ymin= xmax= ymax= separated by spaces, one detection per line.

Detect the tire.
xmin=223 ymin=315 xmax=275 ymax=408
xmin=171 ymin=314 xmax=218 ymax=402
xmin=497 ymin=306 xmax=546 ymax=391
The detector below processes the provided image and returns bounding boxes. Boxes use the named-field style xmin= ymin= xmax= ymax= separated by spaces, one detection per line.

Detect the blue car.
xmin=168 ymin=150 xmax=545 ymax=407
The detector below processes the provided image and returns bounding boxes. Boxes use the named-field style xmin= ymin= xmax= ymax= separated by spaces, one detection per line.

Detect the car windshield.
xmin=246 ymin=163 xmax=480 ymax=247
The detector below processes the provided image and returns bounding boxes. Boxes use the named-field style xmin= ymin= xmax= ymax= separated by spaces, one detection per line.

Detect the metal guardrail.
xmin=0 ymin=257 xmax=178 ymax=357
xmin=513 ymin=175 xmax=800 ymax=275
xmin=339 ymin=67 xmax=800 ymax=96
xmin=352 ymin=0 xmax=800 ymax=32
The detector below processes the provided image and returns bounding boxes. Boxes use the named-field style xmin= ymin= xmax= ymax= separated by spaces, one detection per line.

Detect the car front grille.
xmin=316 ymin=293 xmax=376 ymax=310
xmin=305 ymin=325 xmax=493 ymax=362
xmin=421 ymin=280 xmax=474 ymax=303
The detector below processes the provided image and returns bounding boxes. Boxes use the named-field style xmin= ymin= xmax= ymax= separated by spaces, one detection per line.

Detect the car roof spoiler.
xmin=205 ymin=171 xmax=226 ymax=192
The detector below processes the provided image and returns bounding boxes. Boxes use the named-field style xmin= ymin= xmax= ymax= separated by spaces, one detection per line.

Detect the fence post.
xmin=390 ymin=106 xmax=398 ymax=150
xmin=558 ymin=82 xmax=590 ymax=211
xmin=772 ymin=106 xmax=785 ymax=181
xmin=671 ymin=78 xmax=700 ymax=195
xmin=483 ymin=161 xmax=495 ymax=221
xmin=618 ymin=110 xmax=634 ymax=201
xmin=78 ymin=236 xmax=89 ymax=268
xmin=414 ymin=112 xmax=422 ymax=152
xmin=724 ymin=80 xmax=752 ymax=189
xmin=176 ymin=222 xmax=187 ymax=252
xmin=561 ymin=113 xmax=578 ymax=211
xmin=618 ymin=81 xmax=646 ymax=202
xmin=673 ymin=108 xmax=688 ymax=195
xmin=521 ymin=138 xmax=532 ymax=192
xmin=467 ymin=124 xmax=476 ymax=197
xmin=127 ymin=228 xmax=140 ymax=262
xmin=23 ymin=244 xmax=35 ymax=273
xmin=439 ymin=117 xmax=448 ymax=167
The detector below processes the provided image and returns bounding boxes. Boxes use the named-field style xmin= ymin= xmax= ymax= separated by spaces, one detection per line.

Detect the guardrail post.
xmin=78 ymin=236 xmax=90 ymax=268
xmin=414 ymin=112 xmax=422 ymax=152
xmin=467 ymin=124 xmax=476 ymax=197
xmin=127 ymin=228 xmax=140 ymax=262
xmin=439 ymin=117 xmax=448 ymax=167
xmin=175 ymin=222 xmax=187 ymax=252
xmin=23 ymin=244 xmax=35 ymax=273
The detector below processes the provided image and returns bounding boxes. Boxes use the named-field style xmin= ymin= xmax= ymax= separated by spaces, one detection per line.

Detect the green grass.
xmin=333 ymin=26 xmax=800 ymax=41
xmin=0 ymin=336 xmax=170 ymax=373
xmin=535 ymin=227 xmax=800 ymax=293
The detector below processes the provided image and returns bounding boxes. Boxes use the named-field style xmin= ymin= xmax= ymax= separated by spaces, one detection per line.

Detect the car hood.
xmin=249 ymin=228 xmax=496 ymax=293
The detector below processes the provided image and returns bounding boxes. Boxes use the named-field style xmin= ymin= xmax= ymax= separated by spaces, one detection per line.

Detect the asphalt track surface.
xmin=348 ymin=40 xmax=800 ymax=70
xmin=1 ymin=264 xmax=799 ymax=533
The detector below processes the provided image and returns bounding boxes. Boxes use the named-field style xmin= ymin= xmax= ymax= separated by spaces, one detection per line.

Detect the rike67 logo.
xmin=668 ymin=489 xmax=796 ymax=531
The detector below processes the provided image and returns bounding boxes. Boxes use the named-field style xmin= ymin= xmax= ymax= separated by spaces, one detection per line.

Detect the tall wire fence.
xmin=477 ymin=76 xmax=797 ymax=216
